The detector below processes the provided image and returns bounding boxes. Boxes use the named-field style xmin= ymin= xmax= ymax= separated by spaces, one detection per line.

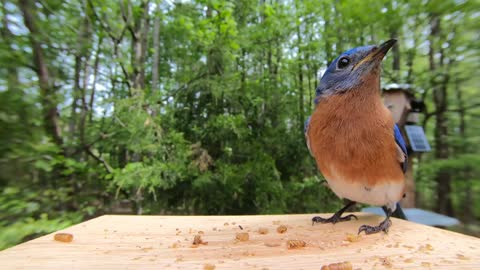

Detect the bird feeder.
xmin=382 ymin=84 xmax=431 ymax=208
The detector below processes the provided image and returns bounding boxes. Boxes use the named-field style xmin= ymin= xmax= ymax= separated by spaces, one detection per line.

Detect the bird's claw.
xmin=358 ymin=218 xmax=392 ymax=235
xmin=312 ymin=214 xmax=358 ymax=226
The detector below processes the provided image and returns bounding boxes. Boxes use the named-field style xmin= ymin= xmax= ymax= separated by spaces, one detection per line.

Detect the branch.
xmin=118 ymin=61 xmax=132 ymax=89
xmin=87 ymin=0 xmax=125 ymax=43
xmin=119 ymin=0 xmax=137 ymax=40
xmin=85 ymin=146 xmax=113 ymax=173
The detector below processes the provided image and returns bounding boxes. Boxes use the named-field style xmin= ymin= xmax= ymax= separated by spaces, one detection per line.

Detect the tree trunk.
xmin=296 ymin=21 xmax=305 ymax=133
xmin=429 ymin=14 xmax=453 ymax=216
xmin=390 ymin=29 xmax=400 ymax=82
xmin=89 ymin=35 xmax=103 ymax=123
xmin=122 ymin=0 xmax=150 ymax=92
xmin=151 ymin=6 xmax=161 ymax=91
xmin=19 ymin=0 xmax=63 ymax=147
xmin=1 ymin=1 xmax=19 ymax=92
xmin=454 ymin=79 xmax=473 ymax=222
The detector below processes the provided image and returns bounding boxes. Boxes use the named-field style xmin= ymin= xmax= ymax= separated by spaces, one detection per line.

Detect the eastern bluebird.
xmin=305 ymin=39 xmax=407 ymax=235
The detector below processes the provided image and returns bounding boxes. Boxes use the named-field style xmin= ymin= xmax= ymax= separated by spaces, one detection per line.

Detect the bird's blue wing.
xmin=394 ymin=124 xmax=408 ymax=173
xmin=304 ymin=116 xmax=313 ymax=156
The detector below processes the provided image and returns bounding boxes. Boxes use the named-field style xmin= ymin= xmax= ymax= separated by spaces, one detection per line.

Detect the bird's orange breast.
xmin=308 ymin=87 xmax=405 ymax=188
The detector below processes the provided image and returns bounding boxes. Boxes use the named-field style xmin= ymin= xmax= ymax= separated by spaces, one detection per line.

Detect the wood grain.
xmin=1 ymin=213 xmax=479 ymax=269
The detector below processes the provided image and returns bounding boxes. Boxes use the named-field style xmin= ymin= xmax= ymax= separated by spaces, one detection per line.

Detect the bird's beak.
xmin=353 ymin=39 xmax=397 ymax=71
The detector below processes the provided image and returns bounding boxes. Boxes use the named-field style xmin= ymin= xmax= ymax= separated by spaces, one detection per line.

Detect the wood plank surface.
xmin=1 ymin=213 xmax=479 ymax=269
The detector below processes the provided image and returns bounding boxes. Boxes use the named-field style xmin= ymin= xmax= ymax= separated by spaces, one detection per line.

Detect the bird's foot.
xmin=358 ymin=218 xmax=392 ymax=235
xmin=312 ymin=213 xmax=358 ymax=225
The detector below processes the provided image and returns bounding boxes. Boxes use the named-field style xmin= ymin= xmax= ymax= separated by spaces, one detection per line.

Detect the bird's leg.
xmin=312 ymin=201 xmax=358 ymax=225
xmin=358 ymin=207 xmax=393 ymax=235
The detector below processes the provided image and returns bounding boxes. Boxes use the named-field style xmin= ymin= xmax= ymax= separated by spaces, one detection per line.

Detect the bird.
xmin=304 ymin=39 xmax=407 ymax=235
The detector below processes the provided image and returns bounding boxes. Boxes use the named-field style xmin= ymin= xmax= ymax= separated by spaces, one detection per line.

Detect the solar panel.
xmin=404 ymin=125 xmax=431 ymax=152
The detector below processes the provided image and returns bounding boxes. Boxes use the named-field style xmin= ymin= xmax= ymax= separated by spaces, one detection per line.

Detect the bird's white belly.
xmin=325 ymin=167 xmax=404 ymax=210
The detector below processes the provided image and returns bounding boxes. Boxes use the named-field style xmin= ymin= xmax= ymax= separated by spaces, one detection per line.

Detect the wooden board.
xmin=1 ymin=213 xmax=479 ymax=269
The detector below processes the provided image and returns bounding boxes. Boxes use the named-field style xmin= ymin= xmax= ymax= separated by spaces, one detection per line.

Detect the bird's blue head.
xmin=315 ymin=39 xmax=397 ymax=102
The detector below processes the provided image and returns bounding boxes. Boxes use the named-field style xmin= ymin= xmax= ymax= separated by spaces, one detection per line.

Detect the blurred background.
xmin=0 ymin=0 xmax=478 ymax=250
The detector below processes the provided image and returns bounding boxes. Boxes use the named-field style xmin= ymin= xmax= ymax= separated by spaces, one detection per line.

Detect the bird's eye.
xmin=337 ymin=57 xmax=350 ymax=69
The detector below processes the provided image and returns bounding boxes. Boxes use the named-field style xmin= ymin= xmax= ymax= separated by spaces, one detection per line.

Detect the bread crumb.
xmin=421 ymin=262 xmax=431 ymax=267
xmin=198 ymin=230 xmax=205 ymax=234
xmin=272 ymin=220 xmax=281 ymax=225
xmin=404 ymin=258 xmax=414 ymax=263
xmin=258 ymin=227 xmax=269 ymax=234
xmin=456 ymin=254 xmax=470 ymax=260
xmin=236 ymin=232 xmax=249 ymax=241
xmin=418 ymin=243 xmax=434 ymax=252
xmin=54 ymin=233 xmax=73 ymax=243
xmin=224 ymin=222 xmax=229 ymax=226
xmin=287 ymin=240 xmax=306 ymax=249
xmin=203 ymin=263 xmax=215 ymax=270
xmin=345 ymin=233 xmax=361 ymax=242
xmin=320 ymin=261 xmax=352 ymax=270
xmin=277 ymin=225 xmax=288 ymax=234
xmin=380 ymin=257 xmax=393 ymax=268
xmin=193 ymin=234 xmax=208 ymax=245
xmin=242 ymin=251 xmax=256 ymax=256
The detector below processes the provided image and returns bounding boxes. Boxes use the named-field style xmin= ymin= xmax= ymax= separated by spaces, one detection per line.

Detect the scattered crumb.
xmin=198 ymin=230 xmax=205 ymax=234
xmin=131 ymin=257 xmax=141 ymax=261
xmin=380 ymin=257 xmax=393 ymax=268
xmin=203 ymin=263 xmax=215 ymax=270
xmin=242 ymin=251 xmax=256 ymax=256
xmin=54 ymin=233 xmax=73 ymax=243
xmin=258 ymin=227 xmax=269 ymax=234
xmin=403 ymin=245 xmax=414 ymax=249
xmin=170 ymin=243 xmax=179 ymax=248
xmin=232 ymin=222 xmax=236 ymax=225
xmin=404 ymin=258 xmax=414 ymax=263
xmin=141 ymin=246 xmax=153 ymax=251
xmin=264 ymin=242 xmax=281 ymax=247
xmin=277 ymin=225 xmax=288 ymax=234
xmin=224 ymin=222 xmax=229 ymax=226
xmin=456 ymin=254 xmax=470 ymax=260
xmin=418 ymin=244 xmax=434 ymax=252
xmin=175 ymin=256 xmax=184 ymax=262
xmin=421 ymin=262 xmax=431 ymax=268
xmin=272 ymin=220 xmax=281 ymax=225
xmin=193 ymin=234 xmax=208 ymax=245
xmin=239 ymin=225 xmax=243 ymax=230
xmin=287 ymin=240 xmax=306 ymax=249
xmin=213 ymin=227 xmax=217 ymax=231
xmin=345 ymin=233 xmax=361 ymax=242
xmin=236 ymin=232 xmax=249 ymax=241
xmin=321 ymin=261 xmax=352 ymax=270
